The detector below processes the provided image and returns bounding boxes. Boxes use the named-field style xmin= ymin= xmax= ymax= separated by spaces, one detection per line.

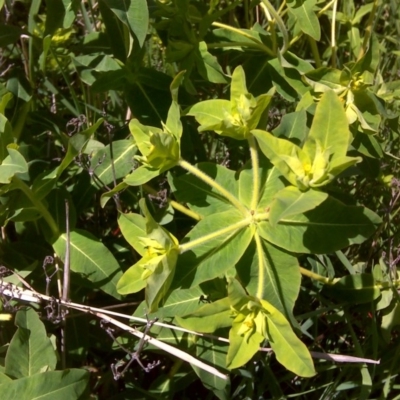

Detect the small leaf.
xmin=57 ymin=118 xmax=104 ymax=177
xmin=118 ymin=212 xmax=147 ymax=256
xmin=287 ymin=0 xmax=320 ymax=40
xmin=226 ymin=318 xmax=264 ymax=369
xmin=261 ymin=300 xmax=316 ymax=377
xmin=102 ymin=0 xmax=149 ymax=47
xmin=176 ymin=298 xmax=232 ymax=333
xmin=0 ymin=148 xmax=28 ymax=184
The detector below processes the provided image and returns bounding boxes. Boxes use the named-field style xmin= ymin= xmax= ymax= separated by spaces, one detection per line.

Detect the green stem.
xmin=260 ymin=0 xmax=289 ymax=54
xmin=299 ymin=266 xmax=337 ymax=285
xmin=178 ymin=159 xmax=249 ymax=216
xmin=207 ymin=41 xmax=274 ymax=56
xmin=179 ymin=217 xmax=251 ymax=254
xmin=308 ymin=37 xmax=321 ymax=68
xmin=357 ymin=0 xmax=379 ymax=61
xmin=331 ymin=0 xmax=338 ymax=68
xmin=248 ymin=135 xmax=260 ymax=211
xmin=142 ymin=184 xmax=202 ymax=221
xmin=13 ymin=177 xmax=59 ymax=237
xmin=255 ymin=232 xmax=265 ymax=298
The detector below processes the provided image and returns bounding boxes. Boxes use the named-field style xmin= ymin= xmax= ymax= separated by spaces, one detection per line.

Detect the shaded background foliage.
xmin=0 ymin=0 xmax=400 ymax=399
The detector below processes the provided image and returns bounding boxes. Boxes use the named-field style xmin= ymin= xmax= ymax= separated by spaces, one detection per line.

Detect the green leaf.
xmin=187 ymin=99 xmax=231 ymax=132
xmin=176 ymin=298 xmax=232 ymax=333
xmin=287 ymin=0 xmax=320 ymax=40
xmin=90 ymin=139 xmax=137 ymax=187
xmin=53 ymin=229 xmax=123 ymax=299
xmin=236 ymin=239 xmax=300 ymax=322
xmin=0 ymin=114 xmax=14 ymax=164
xmin=268 ymin=186 xmax=328 ymax=227
xmin=226 ymin=317 xmax=264 ymax=369
xmin=272 ymin=110 xmax=308 ymax=143
xmin=196 ymin=41 xmax=228 ymax=84
xmin=192 ymin=337 xmax=230 ymax=395
xmin=136 ymin=285 xmax=207 ymax=319
xmin=322 ymin=273 xmax=381 ymax=304
xmin=101 ymin=0 xmax=149 ymax=47
xmin=169 ymin=162 xmax=239 ymax=217
xmin=5 ymin=309 xmax=57 ymax=379
xmin=0 ymin=369 xmax=89 ymax=400
xmin=303 ymin=90 xmax=351 ymax=163
xmin=258 ymin=197 xmax=381 ymax=254
xmin=0 ymin=148 xmax=28 ymax=184
xmin=118 ymin=212 xmax=147 ymax=256
xmin=252 ymin=129 xmax=305 ymax=187
xmin=261 ymin=299 xmax=316 ymax=377
xmin=57 ymin=118 xmax=104 ymax=177
xmin=175 ymin=210 xmax=253 ymax=288
xmin=124 ymin=165 xmax=160 ymax=186
xmin=0 ymin=24 xmax=25 ymax=47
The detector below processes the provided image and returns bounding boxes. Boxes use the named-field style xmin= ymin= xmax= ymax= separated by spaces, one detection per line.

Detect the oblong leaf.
xmin=53 ymin=229 xmax=123 ymax=299
xmin=322 ymin=273 xmax=381 ymax=304
xmin=174 ymin=209 xmax=253 ymax=288
xmin=0 ymin=369 xmax=89 ymax=400
xmin=258 ymin=197 xmax=381 ymax=254
xmin=261 ymin=300 xmax=316 ymax=377
xmin=5 ymin=309 xmax=57 ymax=379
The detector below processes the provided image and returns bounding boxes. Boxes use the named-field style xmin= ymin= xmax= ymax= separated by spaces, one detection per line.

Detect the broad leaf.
xmin=90 ymin=139 xmax=137 ymax=187
xmin=235 ymin=239 xmax=300 ymax=322
xmin=268 ymin=186 xmax=328 ymax=226
xmin=287 ymin=0 xmax=321 ymax=40
xmin=175 ymin=209 xmax=253 ymax=288
xmin=53 ymin=229 xmax=123 ymax=299
xmin=169 ymin=162 xmax=239 ymax=217
xmin=322 ymin=273 xmax=381 ymax=304
xmin=5 ymin=309 xmax=57 ymax=379
xmin=176 ymin=298 xmax=232 ymax=333
xmin=0 ymin=369 xmax=89 ymax=400
xmin=101 ymin=0 xmax=149 ymax=47
xmin=258 ymin=197 xmax=381 ymax=254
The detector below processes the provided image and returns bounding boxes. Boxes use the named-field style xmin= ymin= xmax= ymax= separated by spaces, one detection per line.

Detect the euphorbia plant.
xmin=116 ymin=65 xmax=380 ymax=378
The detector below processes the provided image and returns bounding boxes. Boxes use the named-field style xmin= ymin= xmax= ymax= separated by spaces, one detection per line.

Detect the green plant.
xmin=1 ymin=0 xmax=400 ymax=398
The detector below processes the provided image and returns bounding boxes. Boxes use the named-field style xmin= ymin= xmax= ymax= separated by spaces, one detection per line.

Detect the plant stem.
xmin=299 ymin=266 xmax=337 ymax=285
xmin=178 ymin=159 xmax=249 ymax=215
xmin=255 ymin=232 xmax=265 ymax=298
xmin=179 ymin=217 xmax=251 ymax=254
xmin=207 ymin=41 xmax=274 ymax=55
xmin=331 ymin=0 xmax=338 ymax=68
xmin=143 ymin=184 xmax=202 ymax=221
xmin=357 ymin=0 xmax=379 ymax=61
xmin=13 ymin=176 xmax=59 ymax=238
xmin=248 ymin=135 xmax=260 ymax=211
xmin=260 ymin=0 xmax=289 ymax=54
